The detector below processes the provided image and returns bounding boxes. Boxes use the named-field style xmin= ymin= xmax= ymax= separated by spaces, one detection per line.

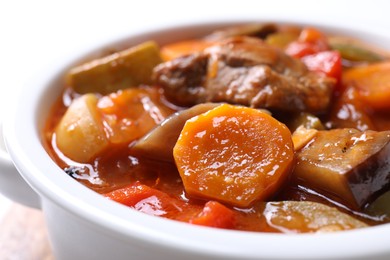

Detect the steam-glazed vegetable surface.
xmin=44 ymin=23 xmax=390 ymax=233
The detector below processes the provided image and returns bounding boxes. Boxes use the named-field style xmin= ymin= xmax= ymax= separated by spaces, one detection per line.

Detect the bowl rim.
xmin=4 ymin=17 xmax=390 ymax=259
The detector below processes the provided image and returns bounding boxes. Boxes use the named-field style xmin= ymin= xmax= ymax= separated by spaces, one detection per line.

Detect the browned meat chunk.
xmin=153 ymin=37 xmax=335 ymax=113
xmin=294 ymin=128 xmax=390 ymax=209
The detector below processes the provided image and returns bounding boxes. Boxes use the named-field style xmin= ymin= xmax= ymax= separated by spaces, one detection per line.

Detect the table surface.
xmin=0 ymin=0 xmax=390 ymax=258
xmin=0 ymin=203 xmax=54 ymax=259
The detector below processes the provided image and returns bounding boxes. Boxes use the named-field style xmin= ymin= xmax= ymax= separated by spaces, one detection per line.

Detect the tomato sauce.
xmin=42 ymin=23 xmax=390 ymax=233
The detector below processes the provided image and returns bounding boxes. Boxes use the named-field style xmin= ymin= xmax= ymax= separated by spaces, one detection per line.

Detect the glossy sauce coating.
xmin=43 ymin=24 xmax=390 ymax=233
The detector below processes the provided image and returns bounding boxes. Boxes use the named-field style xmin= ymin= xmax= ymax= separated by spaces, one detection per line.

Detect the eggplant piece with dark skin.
xmin=131 ymin=103 xmax=221 ymax=162
xmin=294 ymin=128 xmax=390 ymax=209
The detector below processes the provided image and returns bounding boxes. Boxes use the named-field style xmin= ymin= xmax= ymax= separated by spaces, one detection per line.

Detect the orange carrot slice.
xmin=173 ymin=104 xmax=294 ymax=207
xmin=343 ymin=61 xmax=390 ymax=110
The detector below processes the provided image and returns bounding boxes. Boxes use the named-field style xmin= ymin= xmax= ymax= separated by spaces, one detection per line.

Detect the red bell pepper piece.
xmin=285 ymin=27 xmax=329 ymax=58
xmin=189 ymin=201 xmax=235 ymax=229
xmin=104 ymin=182 xmax=187 ymax=217
xmin=285 ymin=41 xmax=319 ymax=58
xmin=104 ymin=182 xmax=165 ymax=206
xmin=302 ymin=50 xmax=342 ymax=82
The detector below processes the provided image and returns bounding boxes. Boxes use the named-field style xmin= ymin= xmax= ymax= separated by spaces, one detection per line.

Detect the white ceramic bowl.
xmin=2 ymin=19 xmax=390 ymax=260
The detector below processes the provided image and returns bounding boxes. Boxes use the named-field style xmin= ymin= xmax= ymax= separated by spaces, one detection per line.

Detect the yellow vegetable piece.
xmin=265 ymin=32 xmax=297 ymax=48
xmin=67 ymin=41 xmax=162 ymax=94
xmin=55 ymin=94 xmax=109 ymax=162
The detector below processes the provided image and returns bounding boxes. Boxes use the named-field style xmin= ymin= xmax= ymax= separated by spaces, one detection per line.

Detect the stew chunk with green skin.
xmin=67 ymin=41 xmax=162 ymax=95
xmin=264 ymin=201 xmax=368 ymax=233
xmin=173 ymin=104 xmax=294 ymax=207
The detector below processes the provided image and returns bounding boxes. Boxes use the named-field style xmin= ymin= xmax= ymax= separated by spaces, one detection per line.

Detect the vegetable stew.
xmin=43 ymin=23 xmax=390 ymax=233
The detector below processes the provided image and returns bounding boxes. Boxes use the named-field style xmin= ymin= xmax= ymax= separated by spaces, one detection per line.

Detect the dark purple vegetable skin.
xmin=294 ymin=128 xmax=390 ymax=209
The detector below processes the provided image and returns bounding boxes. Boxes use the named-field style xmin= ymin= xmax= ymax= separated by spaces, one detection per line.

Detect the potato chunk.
xmin=55 ymin=94 xmax=109 ymax=162
xmin=97 ymin=87 xmax=175 ymax=145
xmin=67 ymin=41 xmax=162 ymax=94
xmin=294 ymin=128 xmax=390 ymax=209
